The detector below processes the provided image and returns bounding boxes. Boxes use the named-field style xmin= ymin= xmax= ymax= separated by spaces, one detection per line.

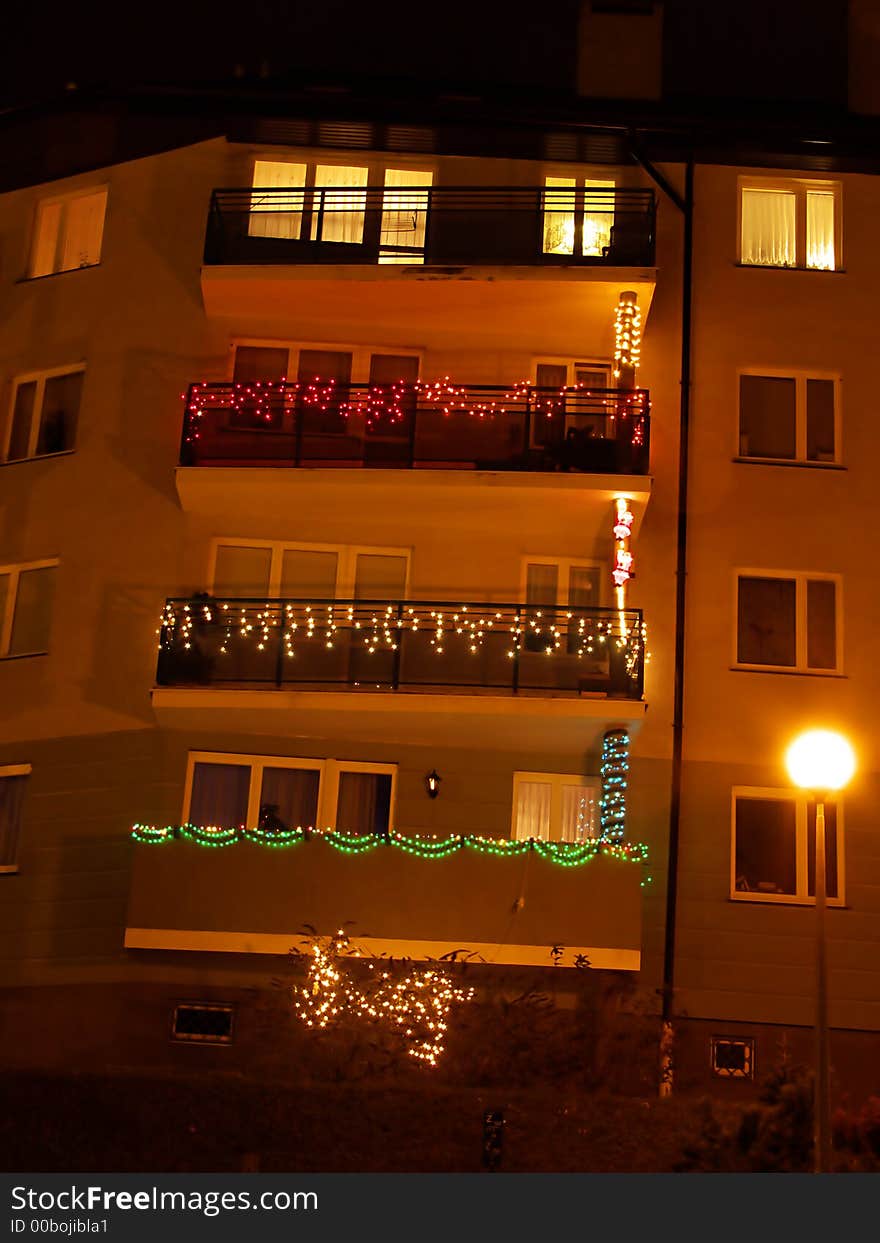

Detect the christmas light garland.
xmin=130 ymin=823 xmax=649 ymax=871
xmin=293 ymin=930 xmax=475 ymax=1067
xmin=599 ymin=729 xmax=630 ymax=841
xmin=181 ymin=377 xmax=650 ymax=444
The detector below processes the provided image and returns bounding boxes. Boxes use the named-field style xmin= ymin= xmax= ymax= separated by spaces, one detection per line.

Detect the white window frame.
xmin=531 ymin=357 xmax=613 ymax=388
xmin=182 ymin=751 xmax=398 ymax=831
xmin=511 ymin=770 xmax=600 ymax=841
xmin=208 ymin=539 xmax=411 ymax=599
xmin=228 ymin=339 xmax=423 ymax=383
xmin=0 ymin=762 xmax=31 ymax=874
xmin=0 ymin=558 xmax=59 ymax=658
xmin=736 ymin=367 xmax=841 ymax=465
xmin=27 ymin=185 xmax=108 ymax=279
xmin=3 ymin=364 xmax=85 ymax=462
xmin=521 ymin=556 xmax=607 ymax=609
xmin=541 ymin=168 xmax=617 ymax=258
xmin=733 ymin=568 xmax=842 ymax=675
xmin=730 ymin=786 xmax=845 ymax=906
xmin=737 ymin=176 xmax=842 ymax=271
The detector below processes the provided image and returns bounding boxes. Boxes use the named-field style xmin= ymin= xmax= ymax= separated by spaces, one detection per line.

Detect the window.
xmin=523 ymin=558 xmax=603 ymax=654
xmin=738 ymin=371 xmax=838 ymax=463
xmin=731 ymin=788 xmax=843 ymax=905
xmin=183 ymin=752 xmax=397 ymax=834
xmin=28 ymin=187 xmax=107 ymax=278
xmin=543 ymin=174 xmax=615 ymax=257
xmin=248 ymin=160 xmax=434 ymax=260
xmin=0 ymin=561 xmax=58 ymax=658
xmin=4 ymin=366 xmax=84 ymax=461
xmin=512 ymin=772 xmax=599 ymax=842
xmin=171 ymin=1004 xmax=234 ymax=1045
xmin=0 ymin=764 xmax=30 ymax=872
xmin=210 ymin=540 xmax=409 ymax=601
xmin=739 ymin=179 xmax=839 ymax=271
xmin=735 ymin=572 xmax=839 ymax=673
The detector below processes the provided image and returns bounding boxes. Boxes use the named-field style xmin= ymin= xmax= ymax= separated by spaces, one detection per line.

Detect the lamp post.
xmin=785 ymin=729 xmax=855 ymax=1174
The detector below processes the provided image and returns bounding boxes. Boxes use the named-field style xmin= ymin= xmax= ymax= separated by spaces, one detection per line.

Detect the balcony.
xmin=152 ymin=598 xmax=647 ymax=750
xmin=179 ymin=382 xmax=650 ymax=475
xmin=125 ymin=831 xmax=645 ymax=970
xmin=205 ymin=186 xmax=656 ymax=268
xmin=200 ymin=187 xmax=657 ymax=349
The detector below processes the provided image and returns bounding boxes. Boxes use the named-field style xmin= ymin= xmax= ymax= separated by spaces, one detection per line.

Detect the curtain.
xmin=0 ymin=775 xmax=27 ymax=867
xmin=514 ymin=780 xmax=552 ymax=840
xmin=806 ymin=190 xmax=835 ymax=270
xmin=259 ymin=767 xmax=320 ymax=831
xmin=189 ymin=762 xmax=250 ymax=828
xmin=741 ymin=189 xmax=796 ymax=266
xmin=582 ymin=178 xmax=614 ymax=257
xmin=542 ymin=176 xmax=576 ymax=255
xmin=380 ymin=168 xmax=433 ymax=263
xmin=336 ymin=772 xmax=392 ymax=835
xmin=248 ymin=160 xmax=306 ymax=240
xmin=559 ymin=785 xmax=598 ymax=842
xmin=60 ymin=190 xmax=107 ymax=271
xmin=313 ymin=165 xmax=369 ymax=244
xmin=29 ymin=201 xmax=62 ymax=277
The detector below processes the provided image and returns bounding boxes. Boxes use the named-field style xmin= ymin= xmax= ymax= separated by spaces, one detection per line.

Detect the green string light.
xmin=599 ymin=729 xmax=630 ymax=840
xmin=130 ymin=823 xmax=648 ymax=870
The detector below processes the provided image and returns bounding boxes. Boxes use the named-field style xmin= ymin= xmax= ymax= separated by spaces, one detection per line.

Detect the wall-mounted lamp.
xmin=425 ymin=770 xmax=442 ymax=799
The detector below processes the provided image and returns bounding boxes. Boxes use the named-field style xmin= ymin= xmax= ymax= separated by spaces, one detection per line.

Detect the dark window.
xmin=259 ymin=766 xmax=320 ymax=832
xmin=737 ymin=576 xmax=796 ymax=667
xmin=172 ymin=1004 xmax=234 ymax=1044
xmin=188 ymin=762 xmax=250 ymax=828
xmin=806 ymin=379 xmax=836 ymax=461
xmin=739 ymin=375 xmax=796 ymax=460
xmin=0 ymin=772 xmax=28 ymax=870
xmin=298 ymin=349 xmax=352 ymax=435
xmin=807 ymin=800 xmax=839 ymax=900
xmin=335 ymin=771 xmax=392 ymax=836
xmin=7 ymin=370 xmax=83 ymax=461
xmin=806 ymin=579 xmax=836 ymax=670
xmin=734 ymin=797 xmax=797 ymax=896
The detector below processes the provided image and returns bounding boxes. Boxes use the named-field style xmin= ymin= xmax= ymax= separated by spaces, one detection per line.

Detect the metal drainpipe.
xmin=659 ymin=156 xmax=694 ymax=1095
xmin=621 ymin=138 xmax=694 ymax=1094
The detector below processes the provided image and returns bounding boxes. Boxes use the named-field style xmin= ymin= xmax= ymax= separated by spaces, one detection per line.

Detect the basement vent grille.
xmin=171 ymin=1003 xmax=235 ymax=1045
xmin=710 ymin=1035 xmax=755 ymax=1079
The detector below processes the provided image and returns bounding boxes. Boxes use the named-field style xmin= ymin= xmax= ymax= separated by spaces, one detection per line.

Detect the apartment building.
xmin=0 ymin=114 xmax=682 ymax=1071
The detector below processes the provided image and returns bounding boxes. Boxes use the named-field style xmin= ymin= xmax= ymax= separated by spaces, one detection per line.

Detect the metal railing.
xmin=204 ymin=185 xmax=656 ymax=267
xmin=179 ymin=382 xmax=650 ymax=474
xmin=157 ymin=597 xmax=645 ymax=700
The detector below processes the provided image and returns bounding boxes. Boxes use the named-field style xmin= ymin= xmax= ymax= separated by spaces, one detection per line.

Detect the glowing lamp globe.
xmin=785 ymin=730 xmax=855 ymax=793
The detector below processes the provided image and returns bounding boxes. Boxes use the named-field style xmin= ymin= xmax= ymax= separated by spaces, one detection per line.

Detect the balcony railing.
xmin=179 ymin=382 xmax=650 ymax=474
xmin=204 ymin=186 xmax=656 ymax=267
xmin=157 ymin=598 xmax=645 ymax=700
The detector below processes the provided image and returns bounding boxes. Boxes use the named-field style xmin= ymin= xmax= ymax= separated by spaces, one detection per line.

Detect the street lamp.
xmin=785 ymin=729 xmax=856 ymax=1174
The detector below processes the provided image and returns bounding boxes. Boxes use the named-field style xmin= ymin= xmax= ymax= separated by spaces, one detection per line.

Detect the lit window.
xmin=0 ymin=561 xmax=58 ymax=658
xmin=512 ymin=771 xmax=599 ymax=842
xmin=738 ymin=372 xmax=838 ymax=463
xmin=731 ymin=789 xmax=842 ymax=904
xmin=379 ymin=168 xmax=433 ymax=263
xmin=736 ymin=572 xmax=839 ymax=673
xmin=248 ymin=159 xmax=307 ymax=239
xmin=312 ymin=164 xmax=369 ymax=244
xmin=543 ymin=175 xmax=615 ymax=257
xmin=739 ymin=179 xmax=839 ymax=270
xmin=28 ymin=188 xmax=107 ymax=278
xmin=4 ymin=367 xmax=84 ymax=462
xmin=183 ymin=752 xmax=396 ymax=834
xmin=0 ymin=764 xmax=30 ymax=873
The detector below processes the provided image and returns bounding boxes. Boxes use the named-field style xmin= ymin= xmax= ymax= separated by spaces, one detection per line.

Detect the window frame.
xmin=3 ymin=364 xmax=85 ymax=463
xmin=0 ymin=762 xmax=31 ymax=874
xmin=27 ymin=184 xmax=109 ymax=280
xmin=735 ymin=367 xmax=841 ymax=466
xmin=0 ymin=558 xmax=59 ymax=659
xmin=531 ymin=357 xmax=613 ymax=388
xmin=510 ymin=770 xmax=601 ymax=842
xmin=182 ymin=751 xmax=398 ymax=832
xmin=208 ymin=538 xmax=411 ymax=600
xmin=730 ymin=786 xmax=845 ymax=906
xmin=541 ymin=167 xmax=617 ymax=259
xmin=520 ymin=556 xmax=607 ymax=609
xmin=228 ymin=338 xmax=423 ymax=384
xmin=737 ymin=176 xmax=842 ymax=272
xmin=733 ymin=568 xmax=842 ymax=675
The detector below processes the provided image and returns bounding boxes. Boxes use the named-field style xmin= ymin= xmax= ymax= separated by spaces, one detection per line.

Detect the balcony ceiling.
xmin=200 ymin=265 xmax=657 ymax=355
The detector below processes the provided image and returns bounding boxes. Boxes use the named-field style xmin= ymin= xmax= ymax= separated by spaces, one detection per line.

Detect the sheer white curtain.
xmin=741 ymin=189 xmax=796 ymax=266
xmin=559 ymin=785 xmax=598 ymax=842
xmin=806 ymin=190 xmax=835 ymax=270
xmin=543 ymin=176 xmax=576 ymax=255
xmin=380 ymin=168 xmax=433 ymax=263
xmin=582 ymin=178 xmax=614 ymax=257
xmin=313 ymin=165 xmax=369 ymax=244
xmin=248 ymin=160 xmax=306 ymax=240
xmin=514 ymin=780 xmax=552 ymax=839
